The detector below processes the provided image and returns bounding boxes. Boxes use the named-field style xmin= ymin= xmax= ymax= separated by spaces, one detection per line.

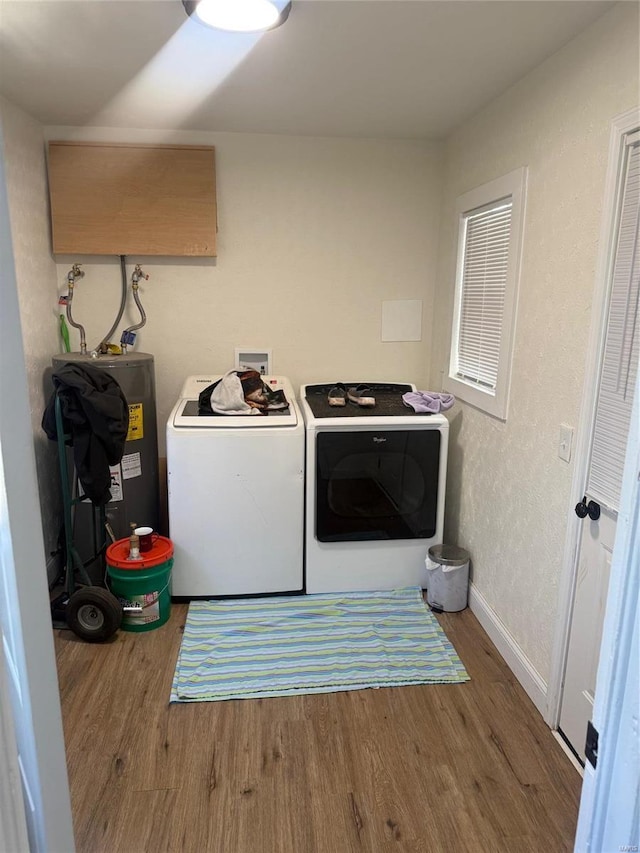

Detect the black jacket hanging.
xmin=42 ymin=363 xmax=129 ymax=506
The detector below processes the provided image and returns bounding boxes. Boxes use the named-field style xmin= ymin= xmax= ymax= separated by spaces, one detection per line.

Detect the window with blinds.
xmin=456 ymin=200 xmax=512 ymax=391
xmin=448 ymin=168 xmax=527 ymax=420
xmin=587 ymin=130 xmax=639 ymax=512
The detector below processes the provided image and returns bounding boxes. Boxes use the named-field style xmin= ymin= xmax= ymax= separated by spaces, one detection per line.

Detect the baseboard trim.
xmin=553 ymin=731 xmax=585 ymax=776
xmin=468 ymin=582 xmax=548 ymax=718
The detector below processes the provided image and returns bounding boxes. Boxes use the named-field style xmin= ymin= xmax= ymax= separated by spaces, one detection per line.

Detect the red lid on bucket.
xmin=106 ymin=535 xmax=173 ymax=570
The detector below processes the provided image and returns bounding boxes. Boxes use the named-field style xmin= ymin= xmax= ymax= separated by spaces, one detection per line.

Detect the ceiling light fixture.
xmin=182 ymin=0 xmax=292 ymax=33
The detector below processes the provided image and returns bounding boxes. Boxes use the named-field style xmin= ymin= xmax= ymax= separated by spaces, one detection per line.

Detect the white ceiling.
xmin=0 ymin=0 xmax=613 ymax=139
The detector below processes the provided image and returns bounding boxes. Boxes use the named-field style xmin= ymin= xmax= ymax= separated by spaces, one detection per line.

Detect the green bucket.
xmin=106 ymin=536 xmax=173 ymax=633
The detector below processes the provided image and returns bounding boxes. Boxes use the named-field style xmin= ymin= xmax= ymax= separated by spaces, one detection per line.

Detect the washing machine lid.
xmin=172 ymin=374 xmax=298 ymax=428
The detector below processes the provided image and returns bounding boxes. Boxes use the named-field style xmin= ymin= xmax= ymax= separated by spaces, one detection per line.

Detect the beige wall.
xmin=45 ymin=127 xmax=442 ymax=454
xmin=0 ymin=96 xmax=62 ymax=577
xmin=431 ymin=2 xmax=639 ymax=683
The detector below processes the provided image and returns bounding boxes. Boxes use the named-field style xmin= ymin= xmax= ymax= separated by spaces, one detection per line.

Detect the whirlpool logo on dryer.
xmin=372 ymin=436 xmax=387 ymax=443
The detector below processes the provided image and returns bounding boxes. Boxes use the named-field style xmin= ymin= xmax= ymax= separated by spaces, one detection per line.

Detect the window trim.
xmin=447 ymin=167 xmax=527 ymax=420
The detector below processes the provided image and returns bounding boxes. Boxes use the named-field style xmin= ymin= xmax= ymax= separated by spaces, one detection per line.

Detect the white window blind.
xmin=587 ymin=131 xmax=640 ymax=511
xmin=456 ymin=200 xmax=513 ymax=391
xmin=448 ymin=167 xmax=526 ymax=420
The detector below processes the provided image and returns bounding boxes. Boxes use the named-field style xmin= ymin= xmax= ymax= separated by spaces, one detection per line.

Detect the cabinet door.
xmin=48 ymin=142 xmax=217 ymax=256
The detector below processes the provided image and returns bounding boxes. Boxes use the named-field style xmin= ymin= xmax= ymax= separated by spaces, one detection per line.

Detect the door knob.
xmin=575 ymin=496 xmax=601 ymax=521
xmin=575 ymin=497 xmax=588 ymax=518
xmin=587 ymin=500 xmax=601 ymax=520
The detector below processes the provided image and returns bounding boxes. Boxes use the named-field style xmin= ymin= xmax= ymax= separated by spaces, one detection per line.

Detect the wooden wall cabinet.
xmin=48 ymin=142 xmax=217 ymax=256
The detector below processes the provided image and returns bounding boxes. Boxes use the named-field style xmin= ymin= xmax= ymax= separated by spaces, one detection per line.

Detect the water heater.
xmin=52 ymin=352 xmax=160 ymax=579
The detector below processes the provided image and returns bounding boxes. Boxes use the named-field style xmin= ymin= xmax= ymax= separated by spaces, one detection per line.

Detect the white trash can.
xmin=425 ymin=544 xmax=470 ymax=612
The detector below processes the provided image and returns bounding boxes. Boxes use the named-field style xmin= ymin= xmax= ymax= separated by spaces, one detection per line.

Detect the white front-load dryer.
xmin=299 ymin=381 xmax=449 ymax=594
xmin=167 ymin=375 xmax=304 ymax=597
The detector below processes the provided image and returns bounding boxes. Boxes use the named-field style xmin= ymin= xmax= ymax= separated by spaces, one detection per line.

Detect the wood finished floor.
xmin=54 ymin=603 xmax=581 ymax=853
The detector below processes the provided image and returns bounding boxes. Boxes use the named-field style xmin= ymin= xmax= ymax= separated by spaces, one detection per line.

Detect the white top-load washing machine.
xmin=167 ymin=375 xmax=304 ymax=597
xmin=299 ymin=381 xmax=449 ymax=594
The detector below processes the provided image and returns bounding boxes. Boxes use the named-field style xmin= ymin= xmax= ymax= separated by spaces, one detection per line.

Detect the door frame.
xmin=0 ymin=118 xmax=75 ymax=851
xmin=573 ymin=370 xmax=639 ymax=851
xmin=546 ymin=106 xmax=640 ymax=729
xmin=0 ymin=652 xmax=29 ymax=853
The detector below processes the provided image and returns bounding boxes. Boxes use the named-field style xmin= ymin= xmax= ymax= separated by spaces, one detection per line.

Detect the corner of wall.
xmin=1 ymin=96 xmax=63 ymax=564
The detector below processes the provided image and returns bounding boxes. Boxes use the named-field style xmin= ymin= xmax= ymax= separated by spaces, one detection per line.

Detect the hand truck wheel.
xmin=66 ymin=587 xmax=123 ymax=643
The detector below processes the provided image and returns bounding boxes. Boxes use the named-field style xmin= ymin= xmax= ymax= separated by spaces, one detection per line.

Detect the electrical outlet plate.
xmin=235 ymin=348 xmax=272 ymax=376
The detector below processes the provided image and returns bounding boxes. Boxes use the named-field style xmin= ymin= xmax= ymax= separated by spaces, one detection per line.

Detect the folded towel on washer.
xmin=402 ymin=392 xmax=455 ymax=414
xmin=200 ymin=370 xmax=260 ymax=416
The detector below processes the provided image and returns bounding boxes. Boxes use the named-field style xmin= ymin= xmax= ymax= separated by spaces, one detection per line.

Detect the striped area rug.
xmin=170 ymin=586 xmax=469 ymax=703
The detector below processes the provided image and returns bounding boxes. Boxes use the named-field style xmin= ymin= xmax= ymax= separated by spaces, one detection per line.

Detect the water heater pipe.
xmin=65 ymin=263 xmax=87 ymax=354
xmin=121 ymin=264 xmax=149 ymax=354
xmin=95 ymin=255 xmax=128 ymax=354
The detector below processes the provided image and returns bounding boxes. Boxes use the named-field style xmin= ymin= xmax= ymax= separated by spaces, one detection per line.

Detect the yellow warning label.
xmin=127 ymin=403 xmax=144 ymax=441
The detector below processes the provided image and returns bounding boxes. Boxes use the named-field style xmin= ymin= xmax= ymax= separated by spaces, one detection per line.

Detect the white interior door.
xmin=559 ymin=126 xmax=639 ymax=760
xmin=560 ymin=510 xmax=616 ymax=759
